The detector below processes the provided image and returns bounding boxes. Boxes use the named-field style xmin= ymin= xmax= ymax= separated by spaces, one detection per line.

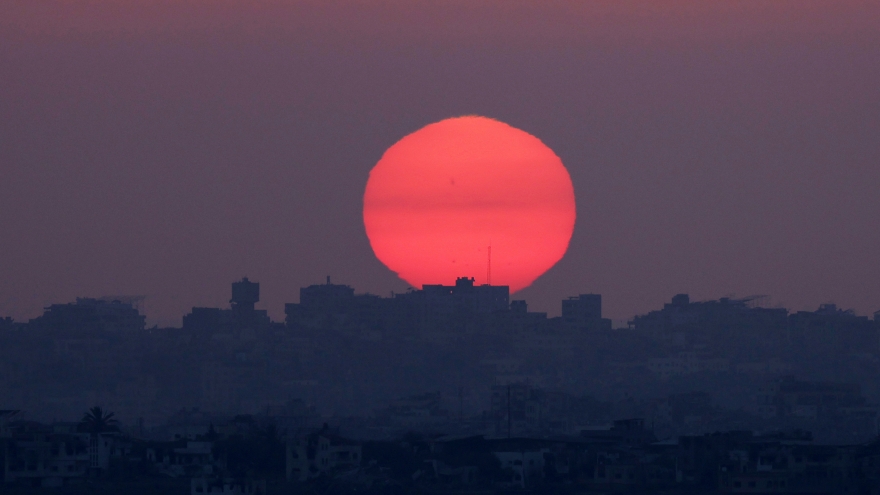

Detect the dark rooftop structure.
xmin=29 ymin=297 xmax=146 ymax=334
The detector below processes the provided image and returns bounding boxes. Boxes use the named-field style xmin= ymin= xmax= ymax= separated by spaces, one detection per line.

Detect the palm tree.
xmin=79 ymin=406 xmax=119 ymax=434
xmin=79 ymin=406 xmax=119 ymax=474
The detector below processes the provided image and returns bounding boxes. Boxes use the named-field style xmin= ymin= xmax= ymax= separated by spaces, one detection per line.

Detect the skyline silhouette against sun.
xmin=363 ymin=116 xmax=576 ymax=292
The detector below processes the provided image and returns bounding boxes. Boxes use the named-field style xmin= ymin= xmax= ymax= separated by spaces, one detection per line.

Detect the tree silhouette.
xmin=79 ymin=406 xmax=119 ymax=434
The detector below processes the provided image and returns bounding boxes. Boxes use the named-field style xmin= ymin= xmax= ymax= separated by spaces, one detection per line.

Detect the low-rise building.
xmin=2 ymin=423 xmax=115 ymax=487
xmin=286 ymin=430 xmax=361 ymax=482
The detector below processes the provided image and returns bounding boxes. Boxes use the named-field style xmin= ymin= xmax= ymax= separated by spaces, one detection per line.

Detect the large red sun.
xmin=363 ymin=116 xmax=576 ymax=293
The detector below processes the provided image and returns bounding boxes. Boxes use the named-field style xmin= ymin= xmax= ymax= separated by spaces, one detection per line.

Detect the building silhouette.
xmin=183 ymin=278 xmax=271 ymax=335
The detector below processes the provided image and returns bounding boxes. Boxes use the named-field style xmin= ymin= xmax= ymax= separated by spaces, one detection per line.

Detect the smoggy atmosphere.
xmin=5 ymin=3 xmax=880 ymax=493
xmin=2 ymin=1 xmax=879 ymax=326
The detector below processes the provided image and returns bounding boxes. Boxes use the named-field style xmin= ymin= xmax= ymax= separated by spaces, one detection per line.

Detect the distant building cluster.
xmin=2 ymin=276 xmax=880 ymax=491
xmin=3 ymin=408 xmax=880 ymax=493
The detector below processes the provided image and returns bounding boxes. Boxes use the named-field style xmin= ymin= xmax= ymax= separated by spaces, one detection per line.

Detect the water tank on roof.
xmin=671 ymin=294 xmax=690 ymax=306
xmin=231 ymin=278 xmax=259 ymax=306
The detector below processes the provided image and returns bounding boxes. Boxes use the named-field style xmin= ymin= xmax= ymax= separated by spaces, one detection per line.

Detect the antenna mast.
xmin=487 ymin=245 xmax=492 ymax=285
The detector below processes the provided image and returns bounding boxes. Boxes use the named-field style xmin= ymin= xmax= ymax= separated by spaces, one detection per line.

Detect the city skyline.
xmin=11 ymin=273 xmax=878 ymax=330
xmin=7 ymin=273 xmax=878 ymax=438
xmin=2 ymin=274 xmax=872 ymax=328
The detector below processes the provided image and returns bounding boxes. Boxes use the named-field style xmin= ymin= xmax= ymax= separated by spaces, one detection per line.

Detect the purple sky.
xmin=1 ymin=1 xmax=879 ymax=326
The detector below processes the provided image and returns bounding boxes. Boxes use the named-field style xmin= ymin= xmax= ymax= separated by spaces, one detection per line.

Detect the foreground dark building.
xmin=3 ymin=408 xmax=880 ymax=493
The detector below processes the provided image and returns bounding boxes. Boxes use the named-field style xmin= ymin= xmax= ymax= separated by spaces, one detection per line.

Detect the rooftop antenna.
xmin=487 ymin=245 xmax=492 ymax=285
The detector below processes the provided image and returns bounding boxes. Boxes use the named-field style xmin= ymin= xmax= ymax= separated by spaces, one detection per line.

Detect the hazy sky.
xmin=2 ymin=1 xmax=879 ymax=326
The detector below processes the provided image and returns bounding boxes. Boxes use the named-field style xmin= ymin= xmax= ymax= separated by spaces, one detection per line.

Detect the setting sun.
xmin=363 ymin=116 xmax=576 ymax=292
